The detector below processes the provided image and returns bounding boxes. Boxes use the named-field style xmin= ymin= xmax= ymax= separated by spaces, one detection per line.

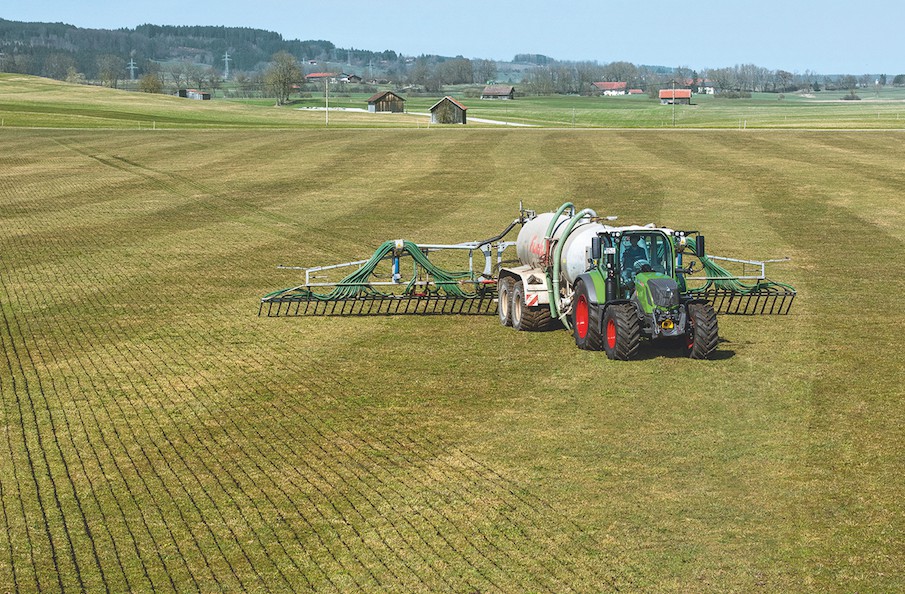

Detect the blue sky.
xmin=3 ymin=1 xmax=901 ymax=74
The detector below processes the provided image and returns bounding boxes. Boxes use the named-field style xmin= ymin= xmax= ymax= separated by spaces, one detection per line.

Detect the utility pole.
xmin=672 ymin=79 xmax=676 ymax=127
xmin=223 ymin=51 xmax=231 ymax=80
xmin=325 ymin=79 xmax=329 ymax=126
xmin=127 ymin=58 xmax=138 ymax=81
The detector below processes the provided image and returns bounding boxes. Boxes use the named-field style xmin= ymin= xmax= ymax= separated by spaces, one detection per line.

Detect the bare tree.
xmin=166 ymin=62 xmax=187 ymax=88
xmin=473 ymin=59 xmax=497 ymax=84
xmin=264 ymin=51 xmax=302 ymax=105
xmin=600 ymin=61 xmax=639 ymax=87
xmin=137 ymin=73 xmax=164 ymax=93
xmin=96 ymin=54 xmax=125 ymax=88
xmin=438 ymin=58 xmax=473 ymax=85
xmin=574 ymin=61 xmax=603 ymax=95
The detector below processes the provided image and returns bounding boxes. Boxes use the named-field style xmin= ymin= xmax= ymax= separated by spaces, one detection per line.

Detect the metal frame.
xmin=685 ymin=255 xmax=791 ymax=281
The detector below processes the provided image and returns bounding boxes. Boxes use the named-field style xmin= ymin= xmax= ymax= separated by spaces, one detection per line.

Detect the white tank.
xmin=516 ymin=211 xmax=611 ymax=284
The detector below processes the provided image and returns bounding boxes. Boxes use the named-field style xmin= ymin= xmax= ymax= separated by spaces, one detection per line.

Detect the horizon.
xmin=2 ymin=0 xmax=902 ymax=75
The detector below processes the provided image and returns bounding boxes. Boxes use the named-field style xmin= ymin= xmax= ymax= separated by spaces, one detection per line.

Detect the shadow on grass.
xmin=632 ymin=337 xmax=736 ymax=361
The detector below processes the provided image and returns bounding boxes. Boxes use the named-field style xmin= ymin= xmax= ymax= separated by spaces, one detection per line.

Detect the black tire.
xmin=511 ymin=280 xmax=554 ymax=331
xmin=684 ymin=302 xmax=719 ymax=359
xmin=602 ymin=303 xmax=641 ymax=361
xmin=572 ymin=280 xmax=604 ymax=350
xmin=497 ymin=276 xmax=514 ymax=327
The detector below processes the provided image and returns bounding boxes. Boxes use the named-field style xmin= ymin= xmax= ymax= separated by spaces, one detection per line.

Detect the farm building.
xmin=659 ymin=89 xmax=692 ymax=104
xmin=366 ymin=91 xmax=406 ymax=113
xmin=481 ymin=85 xmax=515 ymax=99
xmin=592 ymin=81 xmax=627 ymax=96
xmin=430 ymin=96 xmax=467 ymax=124
xmin=628 ymin=88 xmax=644 ymax=95
xmin=305 ymin=72 xmax=337 ymax=83
xmin=177 ymin=89 xmax=211 ymax=100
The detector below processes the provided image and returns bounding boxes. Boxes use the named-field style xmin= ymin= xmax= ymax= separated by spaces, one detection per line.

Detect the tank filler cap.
xmin=394 ymin=239 xmax=405 ymax=250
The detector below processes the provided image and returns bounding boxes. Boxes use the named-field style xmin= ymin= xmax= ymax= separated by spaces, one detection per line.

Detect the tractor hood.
xmin=635 ymin=272 xmax=680 ymax=311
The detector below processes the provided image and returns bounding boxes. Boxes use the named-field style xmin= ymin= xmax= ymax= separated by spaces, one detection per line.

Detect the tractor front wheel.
xmin=685 ymin=302 xmax=719 ymax=359
xmin=602 ymin=303 xmax=641 ymax=360
xmin=572 ymin=280 xmax=604 ymax=350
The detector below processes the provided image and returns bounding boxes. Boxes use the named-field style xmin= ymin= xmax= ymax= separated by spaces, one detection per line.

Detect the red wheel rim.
xmin=575 ymin=295 xmax=589 ymax=339
xmin=606 ymin=318 xmax=617 ymax=349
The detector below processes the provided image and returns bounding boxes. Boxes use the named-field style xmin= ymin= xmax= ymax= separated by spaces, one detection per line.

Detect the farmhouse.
xmin=430 ymin=96 xmax=467 ymax=124
xmin=481 ymin=84 xmax=515 ymax=99
xmin=628 ymin=88 xmax=644 ymax=95
xmin=592 ymin=81 xmax=627 ymax=95
xmin=697 ymin=79 xmax=715 ymax=94
xmin=659 ymin=89 xmax=692 ymax=104
xmin=366 ymin=91 xmax=406 ymax=113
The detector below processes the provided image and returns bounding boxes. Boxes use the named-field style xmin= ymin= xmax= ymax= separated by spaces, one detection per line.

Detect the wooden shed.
xmin=659 ymin=89 xmax=692 ymax=105
xmin=430 ymin=96 xmax=467 ymax=124
xmin=366 ymin=91 xmax=406 ymax=113
xmin=481 ymin=84 xmax=515 ymax=100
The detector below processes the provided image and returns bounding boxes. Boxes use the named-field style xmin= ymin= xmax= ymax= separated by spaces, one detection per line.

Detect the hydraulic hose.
xmin=551 ymin=208 xmax=597 ymax=329
xmin=543 ymin=202 xmax=574 ymax=321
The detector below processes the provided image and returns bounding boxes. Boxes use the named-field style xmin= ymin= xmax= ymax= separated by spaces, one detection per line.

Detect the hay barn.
xmin=366 ymin=91 xmax=406 ymax=113
xmin=430 ymin=96 xmax=468 ymax=124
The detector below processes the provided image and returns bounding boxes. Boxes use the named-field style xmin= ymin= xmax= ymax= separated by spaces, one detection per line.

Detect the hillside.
xmin=0 ymin=18 xmax=399 ymax=80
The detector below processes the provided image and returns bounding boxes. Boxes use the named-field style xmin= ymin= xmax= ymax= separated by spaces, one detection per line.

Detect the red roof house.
xmin=592 ymin=81 xmax=628 ymax=95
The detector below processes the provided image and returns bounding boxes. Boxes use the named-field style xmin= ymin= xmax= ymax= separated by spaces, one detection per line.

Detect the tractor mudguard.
xmin=575 ymin=271 xmax=607 ymax=304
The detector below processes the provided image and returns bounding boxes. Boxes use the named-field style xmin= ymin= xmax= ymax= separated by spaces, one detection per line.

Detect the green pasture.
xmin=4 ymin=73 xmax=905 ymax=129
xmin=0 ymin=76 xmax=903 ymax=591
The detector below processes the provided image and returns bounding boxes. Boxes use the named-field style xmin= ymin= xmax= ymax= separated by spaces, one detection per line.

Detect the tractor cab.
xmin=616 ymin=230 xmax=675 ymax=295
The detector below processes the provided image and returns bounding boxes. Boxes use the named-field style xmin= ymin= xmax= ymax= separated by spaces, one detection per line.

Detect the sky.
xmin=3 ymin=0 xmax=902 ymax=74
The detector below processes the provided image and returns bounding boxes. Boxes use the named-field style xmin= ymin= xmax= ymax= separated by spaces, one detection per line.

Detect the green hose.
xmin=543 ymin=202 xmax=574 ymax=321
xmin=551 ymin=208 xmax=597 ymax=330
xmin=263 ymin=240 xmax=484 ymax=302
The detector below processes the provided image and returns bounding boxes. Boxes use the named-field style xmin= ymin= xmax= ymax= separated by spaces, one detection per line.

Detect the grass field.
xmin=5 ymin=73 xmax=905 ymax=129
xmin=1 ymin=76 xmax=904 ymax=591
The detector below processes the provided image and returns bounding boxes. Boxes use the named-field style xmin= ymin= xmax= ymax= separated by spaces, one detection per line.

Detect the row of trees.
xmin=518 ymin=60 xmax=895 ymax=96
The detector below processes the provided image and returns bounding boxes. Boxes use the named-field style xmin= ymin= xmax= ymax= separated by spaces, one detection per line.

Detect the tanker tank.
xmin=516 ymin=211 xmax=613 ymax=285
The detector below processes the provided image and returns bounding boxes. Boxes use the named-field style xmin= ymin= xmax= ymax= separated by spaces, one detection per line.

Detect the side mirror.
xmin=695 ymin=235 xmax=706 ymax=258
xmin=591 ymin=236 xmax=602 ymax=261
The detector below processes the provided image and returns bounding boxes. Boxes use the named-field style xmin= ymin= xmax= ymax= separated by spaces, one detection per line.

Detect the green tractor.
xmin=569 ymin=228 xmax=718 ymax=360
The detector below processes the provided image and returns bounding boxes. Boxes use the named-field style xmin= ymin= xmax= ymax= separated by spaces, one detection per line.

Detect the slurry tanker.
xmin=261 ymin=202 xmax=795 ymax=360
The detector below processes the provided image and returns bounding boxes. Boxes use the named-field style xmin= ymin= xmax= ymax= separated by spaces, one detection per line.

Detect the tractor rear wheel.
xmin=511 ymin=280 xmax=553 ymax=331
xmin=497 ymin=276 xmax=514 ymax=327
xmin=602 ymin=303 xmax=641 ymax=360
xmin=572 ymin=280 xmax=604 ymax=350
xmin=684 ymin=302 xmax=719 ymax=359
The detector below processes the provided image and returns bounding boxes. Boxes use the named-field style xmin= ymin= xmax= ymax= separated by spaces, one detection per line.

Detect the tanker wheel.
xmin=684 ymin=302 xmax=719 ymax=359
xmin=602 ymin=303 xmax=641 ymax=361
xmin=572 ymin=280 xmax=603 ymax=350
xmin=497 ymin=276 xmax=514 ymax=327
xmin=511 ymin=281 xmax=552 ymax=331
